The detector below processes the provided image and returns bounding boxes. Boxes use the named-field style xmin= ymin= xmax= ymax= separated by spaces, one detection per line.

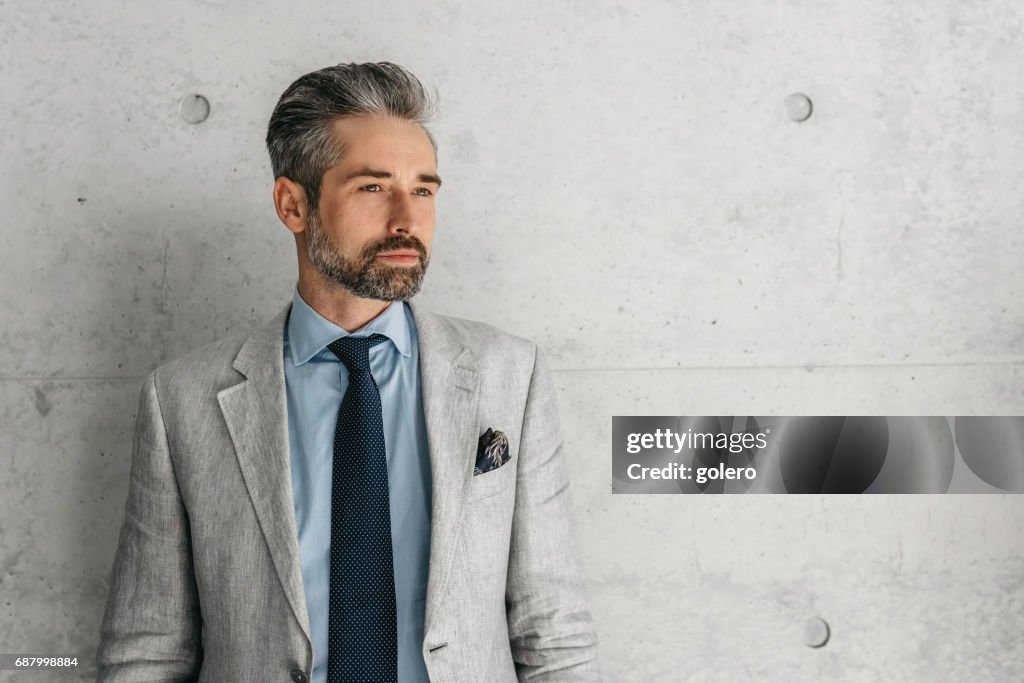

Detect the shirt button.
xmin=290 ymin=669 xmax=308 ymax=683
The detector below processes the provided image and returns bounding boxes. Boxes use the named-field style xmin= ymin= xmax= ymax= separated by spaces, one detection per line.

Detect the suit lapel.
xmin=216 ymin=302 xmax=311 ymax=645
xmin=408 ymin=300 xmax=480 ymax=635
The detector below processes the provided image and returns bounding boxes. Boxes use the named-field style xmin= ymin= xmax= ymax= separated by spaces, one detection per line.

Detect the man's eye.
xmin=361 ymin=184 xmax=382 ymax=192
xmin=414 ymin=187 xmax=433 ymax=196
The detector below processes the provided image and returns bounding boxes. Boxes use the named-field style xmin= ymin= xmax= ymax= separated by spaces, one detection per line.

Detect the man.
xmin=96 ymin=62 xmax=599 ymax=682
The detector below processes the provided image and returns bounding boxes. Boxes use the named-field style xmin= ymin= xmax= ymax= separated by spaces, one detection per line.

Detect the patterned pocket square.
xmin=474 ymin=428 xmax=510 ymax=475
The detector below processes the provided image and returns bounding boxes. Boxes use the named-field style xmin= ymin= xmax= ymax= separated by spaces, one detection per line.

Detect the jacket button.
xmin=290 ymin=669 xmax=307 ymax=683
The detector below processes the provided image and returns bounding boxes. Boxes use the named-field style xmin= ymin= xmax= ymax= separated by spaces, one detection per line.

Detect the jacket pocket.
xmin=467 ymin=457 xmax=515 ymax=501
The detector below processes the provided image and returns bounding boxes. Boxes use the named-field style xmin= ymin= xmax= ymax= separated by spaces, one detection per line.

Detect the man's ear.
xmin=273 ymin=176 xmax=310 ymax=235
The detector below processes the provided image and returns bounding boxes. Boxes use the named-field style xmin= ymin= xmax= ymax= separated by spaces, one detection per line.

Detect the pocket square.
xmin=474 ymin=428 xmax=510 ymax=475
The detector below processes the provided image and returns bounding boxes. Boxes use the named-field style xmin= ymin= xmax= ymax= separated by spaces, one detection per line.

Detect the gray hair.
xmin=265 ymin=62 xmax=437 ymax=218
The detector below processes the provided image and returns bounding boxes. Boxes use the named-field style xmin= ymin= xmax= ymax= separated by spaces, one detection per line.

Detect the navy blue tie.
xmin=325 ymin=333 xmax=397 ymax=683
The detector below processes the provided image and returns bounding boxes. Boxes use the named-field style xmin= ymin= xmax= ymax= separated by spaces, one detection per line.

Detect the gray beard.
xmin=305 ymin=210 xmax=430 ymax=301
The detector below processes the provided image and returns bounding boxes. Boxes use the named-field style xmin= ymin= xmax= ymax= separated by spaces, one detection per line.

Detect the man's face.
xmin=304 ymin=114 xmax=440 ymax=301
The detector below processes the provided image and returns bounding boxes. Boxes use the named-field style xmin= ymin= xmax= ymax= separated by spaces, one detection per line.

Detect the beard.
xmin=305 ymin=209 xmax=430 ymax=301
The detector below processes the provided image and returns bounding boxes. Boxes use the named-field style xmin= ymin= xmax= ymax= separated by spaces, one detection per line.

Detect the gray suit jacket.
xmin=96 ymin=301 xmax=600 ymax=682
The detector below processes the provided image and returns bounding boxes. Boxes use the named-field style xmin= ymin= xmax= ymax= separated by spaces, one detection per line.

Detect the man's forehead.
xmin=327 ymin=116 xmax=436 ymax=172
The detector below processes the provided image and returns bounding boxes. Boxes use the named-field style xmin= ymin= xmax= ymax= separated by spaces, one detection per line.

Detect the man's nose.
xmin=387 ymin=192 xmax=418 ymax=235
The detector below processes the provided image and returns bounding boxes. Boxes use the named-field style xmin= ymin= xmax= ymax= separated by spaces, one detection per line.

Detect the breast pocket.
xmin=467 ymin=457 xmax=516 ymax=502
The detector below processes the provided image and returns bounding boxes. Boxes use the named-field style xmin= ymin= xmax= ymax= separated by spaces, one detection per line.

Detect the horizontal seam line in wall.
xmin=0 ymin=376 xmax=150 ymax=381
xmin=551 ymin=360 xmax=1024 ymax=373
xmin=2 ymin=359 xmax=1024 ymax=381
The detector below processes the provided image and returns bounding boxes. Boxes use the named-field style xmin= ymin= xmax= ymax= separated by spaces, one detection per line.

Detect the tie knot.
xmin=326 ymin=333 xmax=389 ymax=372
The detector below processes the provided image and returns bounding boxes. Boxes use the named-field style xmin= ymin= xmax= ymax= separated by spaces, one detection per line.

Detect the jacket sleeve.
xmin=505 ymin=345 xmax=601 ymax=682
xmin=95 ymin=369 xmax=203 ymax=682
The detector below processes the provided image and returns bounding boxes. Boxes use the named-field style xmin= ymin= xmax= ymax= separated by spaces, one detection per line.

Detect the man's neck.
xmin=297 ymin=277 xmax=392 ymax=333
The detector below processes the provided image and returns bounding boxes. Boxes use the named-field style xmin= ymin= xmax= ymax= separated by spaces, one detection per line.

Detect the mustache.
xmin=363 ymin=235 xmax=429 ymax=261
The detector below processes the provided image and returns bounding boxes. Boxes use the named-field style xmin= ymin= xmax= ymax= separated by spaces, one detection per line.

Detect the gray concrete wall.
xmin=2 ymin=0 xmax=1022 ymax=680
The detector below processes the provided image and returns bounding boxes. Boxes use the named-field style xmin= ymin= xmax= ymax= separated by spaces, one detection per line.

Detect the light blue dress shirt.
xmin=283 ymin=285 xmax=431 ymax=683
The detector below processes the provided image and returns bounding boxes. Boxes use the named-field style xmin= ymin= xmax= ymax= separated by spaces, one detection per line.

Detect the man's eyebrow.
xmin=344 ymin=167 xmax=443 ymax=187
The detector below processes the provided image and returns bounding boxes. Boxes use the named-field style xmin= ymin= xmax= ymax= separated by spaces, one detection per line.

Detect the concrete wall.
xmin=2 ymin=0 xmax=1022 ymax=680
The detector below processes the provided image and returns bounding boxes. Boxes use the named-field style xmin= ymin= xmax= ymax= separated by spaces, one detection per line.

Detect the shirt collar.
xmin=286 ymin=284 xmax=412 ymax=366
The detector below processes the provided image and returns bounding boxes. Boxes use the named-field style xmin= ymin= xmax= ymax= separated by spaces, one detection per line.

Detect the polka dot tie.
xmin=325 ymin=334 xmax=397 ymax=683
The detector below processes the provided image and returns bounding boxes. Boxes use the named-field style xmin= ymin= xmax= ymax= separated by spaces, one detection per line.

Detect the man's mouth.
xmin=375 ymin=250 xmax=421 ymax=264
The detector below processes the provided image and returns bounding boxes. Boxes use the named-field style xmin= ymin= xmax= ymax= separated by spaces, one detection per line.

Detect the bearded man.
xmin=95 ymin=62 xmax=600 ymax=683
